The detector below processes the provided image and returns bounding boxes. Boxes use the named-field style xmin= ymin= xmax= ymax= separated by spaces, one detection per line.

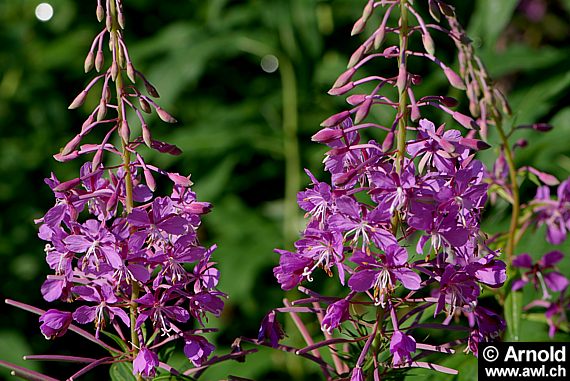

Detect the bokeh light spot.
xmin=35 ymin=3 xmax=54 ymax=22
xmin=261 ymin=55 xmax=279 ymax=73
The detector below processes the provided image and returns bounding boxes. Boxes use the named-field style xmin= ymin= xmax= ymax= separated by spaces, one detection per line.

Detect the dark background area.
xmin=1 ymin=0 xmax=569 ymax=379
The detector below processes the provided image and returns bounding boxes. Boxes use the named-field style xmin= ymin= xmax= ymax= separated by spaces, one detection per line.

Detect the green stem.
xmin=495 ymin=117 xmax=519 ymax=262
xmin=395 ymin=0 xmax=409 ymax=173
xmin=280 ymin=56 xmax=300 ymax=246
xmin=109 ymin=0 xmax=139 ymax=364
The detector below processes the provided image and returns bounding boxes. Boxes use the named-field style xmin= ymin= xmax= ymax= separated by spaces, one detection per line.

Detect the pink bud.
xmin=328 ymin=82 xmax=355 ymax=96
xmin=382 ymin=132 xmax=394 ymax=152
xmin=68 ymin=91 xmax=88 ymax=109
xmin=518 ymin=123 xmax=553 ymax=132
xmin=440 ymin=96 xmax=458 ymax=107
xmin=92 ymin=148 xmax=103 ymax=170
xmin=452 ymin=111 xmax=478 ymax=129
xmin=351 ymin=17 xmax=366 ymax=36
xmin=459 ymin=137 xmax=491 ymax=151
xmin=312 ymin=128 xmax=343 ymax=143
xmin=95 ymin=50 xmax=104 ymax=72
xmin=142 ymin=123 xmax=152 ymax=148
xmin=186 ymin=202 xmax=213 ymax=215
xmin=118 ymin=12 xmax=126 ymax=29
xmin=362 ymin=0 xmax=374 ymax=21
xmin=145 ymin=81 xmax=160 ymax=98
xmin=422 ymin=33 xmax=435 ymax=56
xmin=143 ymin=167 xmax=156 ymax=192
xmin=111 ymin=62 xmax=118 ymax=81
xmin=127 ymin=62 xmax=136 ymax=83
xmin=444 ymin=67 xmax=465 ymax=90
xmin=81 ymin=114 xmax=95 ymax=134
xmin=396 ymin=68 xmax=407 ymax=92
xmin=515 ymin=139 xmax=528 ymax=148
xmin=53 ymin=151 xmax=79 ymax=162
xmin=333 ymin=67 xmax=357 ymax=89
xmin=348 ymin=45 xmax=366 ymax=69
xmin=346 ymin=94 xmax=367 ymax=106
xmin=84 ymin=51 xmax=94 ymax=73
xmin=61 ymin=135 xmax=83 ymax=156
xmin=139 ymin=98 xmax=152 ymax=113
xmin=321 ymin=111 xmax=350 ymax=127
xmin=374 ymin=28 xmax=386 ymax=50
xmin=354 ymin=98 xmax=373 ymax=124
xmin=106 ymin=15 xmax=113 ymax=32
xmin=97 ymin=102 xmax=107 ymax=122
xmin=156 ymin=107 xmax=177 ymax=124
xmin=96 ymin=4 xmax=104 ymax=22
xmin=119 ymin=120 xmax=130 ymax=142
xmin=53 ymin=178 xmax=81 ymax=192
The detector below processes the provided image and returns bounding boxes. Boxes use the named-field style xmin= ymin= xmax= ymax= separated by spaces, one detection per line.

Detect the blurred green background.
xmin=1 ymin=0 xmax=570 ymax=380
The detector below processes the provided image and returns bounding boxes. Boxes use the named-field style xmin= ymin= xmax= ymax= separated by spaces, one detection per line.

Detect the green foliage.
xmin=1 ymin=0 xmax=570 ymax=380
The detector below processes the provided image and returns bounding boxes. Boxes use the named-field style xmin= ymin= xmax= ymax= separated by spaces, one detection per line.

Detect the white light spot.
xmin=35 ymin=3 xmax=54 ymax=22
xmin=260 ymin=55 xmax=279 ymax=73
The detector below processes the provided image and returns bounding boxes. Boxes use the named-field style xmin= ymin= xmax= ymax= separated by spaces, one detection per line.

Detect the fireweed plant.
xmin=0 ymin=1 xmax=248 ymax=380
xmin=250 ymin=0 xmax=569 ymax=380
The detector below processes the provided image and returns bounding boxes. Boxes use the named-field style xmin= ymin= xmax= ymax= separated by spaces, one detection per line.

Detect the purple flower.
xmin=39 ymin=309 xmax=72 ymax=340
xmin=135 ymin=288 xmax=190 ymax=334
xmin=390 ymin=330 xmax=416 ymax=365
xmin=132 ymin=347 xmax=159 ymax=377
xmin=273 ymin=250 xmax=313 ymax=291
xmin=321 ymin=299 xmax=350 ymax=334
xmin=258 ymin=310 xmax=285 ymax=348
xmin=435 ymin=265 xmax=480 ymax=316
xmin=350 ymin=367 xmax=364 ymax=381
xmin=348 ymin=245 xmax=421 ymax=306
xmin=532 ymin=181 xmax=570 ymax=244
xmin=369 ymin=162 xmax=416 ymax=215
xmin=296 ymin=229 xmax=345 ymax=284
xmin=184 ymin=335 xmax=215 ymax=366
xmin=297 ymin=169 xmax=335 ymax=226
xmin=512 ymin=251 xmax=569 ymax=299
xmin=64 ymin=219 xmax=122 ymax=269
xmin=128 ymin=197 xmax=189 ymax=241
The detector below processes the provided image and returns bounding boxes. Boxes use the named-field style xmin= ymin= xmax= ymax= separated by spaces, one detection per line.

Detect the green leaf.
xmin=468 ymin=0 xmax=519 ymax=48
xmin=504 ymin=290 xmax=523 ymax=342
xmin=109 ymin=362 xmax=136 ymax=381
xmin=100 ymin=330 xmax=129 ymax=353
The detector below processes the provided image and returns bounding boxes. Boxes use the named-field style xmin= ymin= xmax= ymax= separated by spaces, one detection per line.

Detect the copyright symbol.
xmin=483 ymin=346 xmax=499 ymax=362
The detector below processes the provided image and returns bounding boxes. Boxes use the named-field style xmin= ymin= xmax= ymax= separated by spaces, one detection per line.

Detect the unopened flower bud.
xmin=68 ymin=91 xmax=88 ymax=109
xmin=459 ymin=137 xmax=491 ymax=151
xmin=127 ymin=62 xmax=136 ymax=83
xmin=444 ymin=67 xmax=465 ymax=90
xmin=111 ymin=62 xmax=118 ymax=81
xmin=95 ymin=50 xmax=104 ymax=72
xmin=142 ymin=123 xmax=152 ymax=148
xmin=186 ymin=202 xmax=213 ymax=215
xmin=351 ymin=17 xmax=366 ymax=36
xmin=422 ymin=33 xmax=435 ymax=56
xmin=355 ymin=98 xmax=373 ymax=124
xmin=145 ymin=81 xmax=160 ymax=98
xmin=438 ymin=1 xmax=455 ymax=17
xmin=374 ymin=28 xmax=386 ymax=50
xmin=514 ymin=139 xmax=528 ymax=148
xmin=321 ymin=111 xmax=350 ymax=127
xmin=106 ymin=15 xmax=113 ymax=32
xmin=143 ymin=167 xmax=156 ymax=192
xmin=139 ymin=98 xmax=152 ymax=114
xmin=452 ymin=111 xmax=478 ymax=129
xmin=362 ymin=0 xmax=374 ymax=21
xmin=61 ymin=135 xmax=83 ymax=156
xmin=347 ymin=94 xmax=367 ymax=106
xmin=333 ymin=67 xmax=357 ymax=89
xmin=312 ymin=128 xmax=343 ymax=143
xmin=348 ymin=45 xmax=366 ymax=69
xmin=97 ymin=102 xmax=107 ymax=121
xmin=328 ymin=82 xmax=355 ymax=96
xmin=440 ymin=96 xmax=458 ymax=107
xmin=96 ymin=4 xmax=104 ymax=22
xmin=119 ymin=120 xmax=130 ymax=142
xmin=53 ymin=178 xmax=81 ymax=192
xmin=411 ymin=74 xmax=422 ymax=85
xmin=118 ymin=12 xmax=126 ymax=29
xmin=334 ymin=168 xmax=357 ymax=187
xmin=518 ymin=123 xmax=553 ymax=132
xmin=382 ymin=131 xmax=394 ymax=151
xmin=428 ymin=0 xmax=441 ymax=21
xmin=156 ymin=107 xmax=177 ymax=123
xmin=84 ymin=51 xmax=94 ymax=73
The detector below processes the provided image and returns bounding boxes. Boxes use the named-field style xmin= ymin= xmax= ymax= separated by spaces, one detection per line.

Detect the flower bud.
xmin=440 ymin=96 xmax=458 ymax=107
xmin=444 ymin=67 xmax=465 ymax=90
xmin=119 ymin=120 xmax=130 ymax=142
xmin=411 ymin=74 xmax=422 ymax=85
xmin=332 ymin=67 xmax=357 ymax=89
xmin=422 ymin=32 xmax=435 ymax=56
xmin=145 ymin=81 xmax=160 ymax=98
xmin=97 ymin=102 xmax=107 ymax=121
xmin=68 ymin=90 xmax=88 ymax=110
xmin=328 ymin=82 xmax=355 ymax=96
xmin=127 ymin=62 xmax=136 ymax=83
xmin=84 ymin=51 xmax=94 ymax=73
xmin=438 ymin=1 xmax=455 ymax=17
xmin=514 ymin=139 xmax=528 ymax=148
xmin=459 ymin=137 xmax=491 ymax=151
xmin=111 ymin=62 xmax=118 ymax=81
xmin=142 ymin=123 xmax=152 ymax=148
xmin=351 ymin=17 xmax=366 ymax=36
xmin=168 ymin=172 xmax=193 ymax=187
xmin=53 ymin=178 xmax=81 ymax=192
xmin=347 ymin=94 xmax=367 ymax=106
xmin=61 ymin=135 xmax=83 ymax=156
xmin=106 ymin=15 xmax=113 ymax=32
xmin=362 ymin=0 xmax=374 ymax=21
xmin=186 ymin=202 xmax=213 ymax=215
xmin=518 ymin=123 xmax=553 ymax=132
xmin=139 ymin=98 xmax=152 ymax=114
xmin=348 ymin=45 xmax=366 ymax=69
xmin=312 ymin=128 xmax=343 ymax=143
xmin=334 ymin=168 xmax=357 ymax=187
xmin=118 ymin=12 xmax=126 ymax=29
xmin=156 ymin=107 xmax=177 ymax=123
xmin=321 ymin=110 xmax=350 ymax=127
xmin=452 ymin=111 xmax=478 ymax=129
xmin=53 ymin=151 xmax=79 ymax=162
xmin=40 ymin=309 xmax=72 ymax=340
xmin=355 ymin=98 xmax=373 ymax=124
xmin=428 ymin=0 xmax=441 ymax=21
xmin=382 ymin=131 xmax=394 ymax=151
xmin=143 ymin=167 xmax=156 ymax=192
xmin=95 ymin=50 xmax=104 ymax=72
xmin=374 ymin=27 xmax=386 ymax=50
xmin=96 ymin=4 xmax=104 ymax=22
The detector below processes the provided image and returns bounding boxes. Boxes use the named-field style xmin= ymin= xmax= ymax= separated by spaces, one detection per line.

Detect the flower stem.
xmin=495 ymin=117 xmax=519 ymax=262
xmin=395 ymin=0 xmax=409 ymax=173
xmin=109 ymin=0 xmax=139 ymax=364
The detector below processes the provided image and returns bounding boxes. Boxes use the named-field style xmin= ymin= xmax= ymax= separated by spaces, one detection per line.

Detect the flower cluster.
xmin=264 ymin=1 xmax=509 ymax=378
xmin=15 ymin=0 xmax=222 ymax=379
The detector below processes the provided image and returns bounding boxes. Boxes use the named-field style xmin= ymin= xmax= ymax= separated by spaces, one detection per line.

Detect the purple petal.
xmin=72 ymin=305 xmax=97 ymax=324
xmin=63 ymin=235 xmax=92 ymax=253
xmin=348 ymin=269 xmax=378 ymax=292
xmin=512 ymin=253 xmax=533 ymax=269
xmin=157 ymin=215 xmax=188 ymax=235
xmin=394 ymin=268 xmax=421 ymax=290
xmin=543 ymin=272 xmax=569 ymax=292
xmin=541 ymin=250 xmax=564 ymax=267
